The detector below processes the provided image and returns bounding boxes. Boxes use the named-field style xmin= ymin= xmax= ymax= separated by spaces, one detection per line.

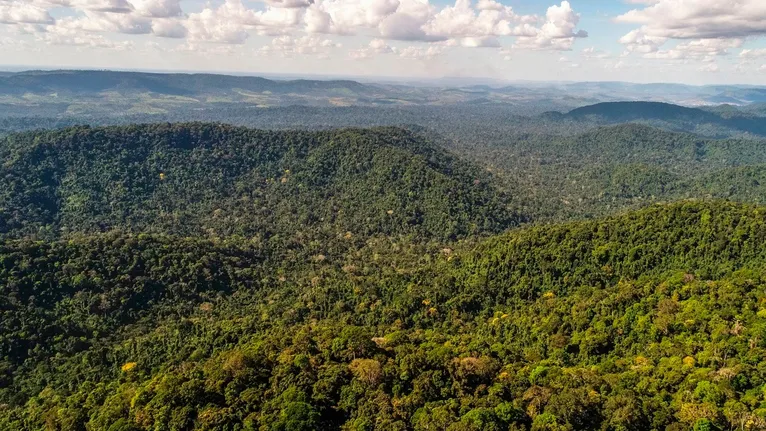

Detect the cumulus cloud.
xmin=130 ymin=0 xmax=182 ymax=18
xmin=423 ymin=0 xmax=519 ymax=39
xmin=398 ymin=44 xmax=443 ymax=59
xmin=643 ymin=38 xmax=742 ymax=62
xmin=151 ymin=17 xmax=186 ymax=38
xmin=259 ymin=34 xmax=340 ymax=57
xmin=617 ymin=0 xmax=766 ymax=40
xmin=304 ymin=0 xmax=405 ymax=35
xmin=184 ymin=1 xmax=256 ymax=44
xmin=0 ymin=2 xmax=55 ymax=25
xmin=513 ymin=1 xmax=587 ymax=51
xmin=39 ymin=25 xmax=134 ymax=49
xmin=303 ymin=0 xmax=584 ymax=48
xmin=619 ymin=29 xmax=667 ymax=53
xmin=56 ymin=11 xmax=152 ymax=34
xmin=0 ymin=0 xmax=592 ymax=66
xmin=350 ymin=38 xmax=396 ymax=59
xmin=379 ymin=13 xmax=435 ymax=41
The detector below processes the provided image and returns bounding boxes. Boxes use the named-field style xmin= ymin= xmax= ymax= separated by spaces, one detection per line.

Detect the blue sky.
xmin=2 ymin=0 xmax=766 ymax=85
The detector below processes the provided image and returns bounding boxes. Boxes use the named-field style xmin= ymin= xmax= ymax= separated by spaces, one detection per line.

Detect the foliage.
xmin=0 ymin=123 xmax=517 ymax=241
xmin=1 ymin=201 xmax=766 ymax=430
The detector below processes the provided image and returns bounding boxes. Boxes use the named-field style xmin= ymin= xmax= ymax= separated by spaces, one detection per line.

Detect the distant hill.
xmin=567 ymin=101 xmax=713 ymax=122
xmin=0 ymin=123 xmax=518 ymax=240
xmin=556 ymin=101 xmax=766 ymax=138
xmin=6 ymin=70 xmax=766 ymax=117
xmin=0 ymin=70 xmax=376 ymax=97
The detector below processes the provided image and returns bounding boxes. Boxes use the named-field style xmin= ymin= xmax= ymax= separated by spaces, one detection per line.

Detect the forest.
xmin=2 ymin=110 xmax=766 ymax=430
xmin=1 ymin=200 xmax=766 ymax=431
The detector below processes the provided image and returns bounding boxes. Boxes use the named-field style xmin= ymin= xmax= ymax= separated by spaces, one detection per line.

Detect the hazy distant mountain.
xmin=2 ymin=70 xmax=766 ymax=118
xmin=0 ymin=70 xmax=376 ymax=97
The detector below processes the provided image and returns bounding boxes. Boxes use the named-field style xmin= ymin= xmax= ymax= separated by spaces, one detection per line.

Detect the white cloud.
xmin=458 ymin=36 xmax=500 ymax=47
xmin=368 ymin=37 xmax=394 ymax=53
xmin=513 ymin=1 xmax=587 ymax=51
xmin=350 ymin=37 xmax=396 ymax=58
xmin=306 ymin=0 xmax=405 ymax=35
xmin=151 ymin=17 xmax=186 ymax=38
xmin=184 ymin=0 xmax=259 ymax=44
xmin=740 ymin=48 xmax=766 ymax=59
xmin=173 ymin=41 xmax=240 ymax=55
xmin=698 ymin=62 xmax=719 ymax=73
xmin=643 ymin=38 xmax=742 ymax=61
xmin=619 ymin=29 xmax=666 ymax=53
xmin=398 ymin=44 xmax=442 ymax=59
xmin=130 ymin=0 xmax=182 ymax=18
xmin=38 ymin=25 xmax=134 ymax=49
xmin=303 ymin=5 xmax=333 ymax=33
xmin=423 ymin=0 xmax=519 ymax=39
xmin=56 ymin=11 xmax=152 ymax=34
xmin=0 ymin=2 xmax=55 ymax=25
xmin=0 ymin=0 xmax=592 ymax=70
xmin=379 ymin=13 xmax=435 ymax=41
xmin=617 ymin=0 xmax=766 ymax=40
xmin=259 ymin=34 xmax=340 ymax=57
xmin=306 ymin=0 xmax=585 ymax=47
xmin=582 ymin=46 xmax=610 ymax=59
xmin=256 ymin=7 xmax=304 ymax=33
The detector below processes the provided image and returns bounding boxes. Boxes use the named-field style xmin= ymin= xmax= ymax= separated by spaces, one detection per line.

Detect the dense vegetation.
xmin=7 ymin=117 xmax=766 ymax=226
xmin=0 ymin=124 xmax=515 ymax=241
xmin=2 ymin=201 xmax=766 ymax=431
xmin=4 ymin=91 xmax=766 ymax=430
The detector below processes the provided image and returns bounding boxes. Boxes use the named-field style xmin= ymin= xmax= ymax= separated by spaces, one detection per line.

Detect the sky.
xmin=2 ymin=0 xmax=766 ymax=85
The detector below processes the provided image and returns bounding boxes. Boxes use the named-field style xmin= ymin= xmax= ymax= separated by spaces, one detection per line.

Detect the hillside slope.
xmin=0 ymin=123 xmax=517 ymax=241
xmin=1 ymin=201 xmax=766 ymax=430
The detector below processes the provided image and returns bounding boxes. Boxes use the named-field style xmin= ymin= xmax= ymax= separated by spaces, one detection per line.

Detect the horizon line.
xmin=0 ymin=65 xmax=761 ymax=89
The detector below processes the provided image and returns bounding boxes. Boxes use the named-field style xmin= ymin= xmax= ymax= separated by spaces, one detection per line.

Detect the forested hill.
xmin=0 ymin=123 xmax=517 ymax=240
xmin=567 ymin=102 xmax=713 ymax=122
xmin=554 ymin=101 xmax=766 ymax=137
xmin=0 ymin=70 xmax=376 ymax=97
xmin=3 ymin=201 xmax=766 ymax=430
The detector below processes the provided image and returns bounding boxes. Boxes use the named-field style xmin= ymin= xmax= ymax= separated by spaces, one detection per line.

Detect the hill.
xmin=1 ymin=201 xmax=766 ymax=430
xmin=442 ymin=122 xmax=766 ymax=220
xmin=0 ymin=123 xmax=517 ymax=241
xmin=567 ymin=101 xmax=715 ymax=123
xmin=559 ymin=101 xmax=766 ymax=138
xmin=0 ymin=70 xmax=376 ymax=98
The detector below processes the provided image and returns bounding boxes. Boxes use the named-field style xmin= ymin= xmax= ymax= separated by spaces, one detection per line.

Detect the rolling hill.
xmin=0 ymin=123 xmax=518 ymax=241
xmin=556 ymin=101 xmax=766 ymax=137
xmin=0 ymin=70 xmax=376 ymax=98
